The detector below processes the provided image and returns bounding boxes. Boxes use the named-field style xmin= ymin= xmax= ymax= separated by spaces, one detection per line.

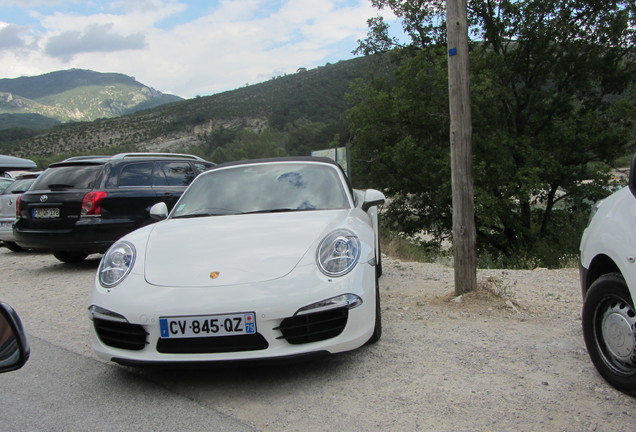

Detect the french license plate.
xmin=159 ymin=312 xmax=257 ymax=339
xmin=33 ymin=208 xmax=60 ymax=218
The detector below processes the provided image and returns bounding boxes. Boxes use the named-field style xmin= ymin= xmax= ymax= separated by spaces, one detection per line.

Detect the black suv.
xmin=14 ymin=153 xmax=214 ymax=263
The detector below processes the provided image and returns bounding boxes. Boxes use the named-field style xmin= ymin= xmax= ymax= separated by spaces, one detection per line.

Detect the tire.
xmin=3 ymin=241 xmax=23 ymax=252
xmin=376 ymin=239 xmax=383 ymax=278
xmin=53 ymin=251 xmax=89 ymax=263
xmin=366 ymin=278 xmax=382 ymax=345
xmin=582 ymin=273 xmax=636 ymax=395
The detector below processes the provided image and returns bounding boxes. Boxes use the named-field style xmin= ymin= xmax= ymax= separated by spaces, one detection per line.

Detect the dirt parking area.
xmin=0 ymin=247 xmax=634 ymax=431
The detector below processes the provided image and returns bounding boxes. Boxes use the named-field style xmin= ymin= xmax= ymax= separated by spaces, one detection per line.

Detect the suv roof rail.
xmin=110 ymin=153 xmax=207 ymax=161
xmin=63 ymin=155 xmax=111 ymax=161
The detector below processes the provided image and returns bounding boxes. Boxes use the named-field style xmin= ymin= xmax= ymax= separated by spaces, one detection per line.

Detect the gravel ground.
xmin=1 ymin=247 xmax=634 ymax=431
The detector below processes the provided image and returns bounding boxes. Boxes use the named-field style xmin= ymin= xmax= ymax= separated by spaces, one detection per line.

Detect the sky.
xmin=0 ymin=0 xmax=399 ymax=99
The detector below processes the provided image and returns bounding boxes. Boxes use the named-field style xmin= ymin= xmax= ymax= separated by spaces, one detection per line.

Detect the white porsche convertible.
xmin=88 ymin=157 xmax=385 ymax=365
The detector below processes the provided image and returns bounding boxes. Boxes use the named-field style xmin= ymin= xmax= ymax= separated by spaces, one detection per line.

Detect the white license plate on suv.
xmin=159 ymin=312 xmax=256 ymax=339
xmin=33 ymin=208 xmax=60 ymax=218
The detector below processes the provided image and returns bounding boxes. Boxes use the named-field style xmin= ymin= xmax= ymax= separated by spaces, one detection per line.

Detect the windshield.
xmin=172 ymin=163 xmax=350 ymax=218
xmin=0 ymin=179 xmax=12 ymax=193
xmin=4 ymin=178 xmax=37 ymax=194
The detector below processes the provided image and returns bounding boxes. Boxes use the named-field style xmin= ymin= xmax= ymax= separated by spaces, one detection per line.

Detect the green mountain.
xmin=6 ymin=55 xmax=391 ymax=159
xmin=0 ymin=69 xmax=182 ymax=127
xmin=0 ymin=113 xmax=61 ymax=130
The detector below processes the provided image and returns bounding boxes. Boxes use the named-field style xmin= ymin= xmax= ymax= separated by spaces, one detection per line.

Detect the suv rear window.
xmin=32 ymin=165 xmax=103 ymax=190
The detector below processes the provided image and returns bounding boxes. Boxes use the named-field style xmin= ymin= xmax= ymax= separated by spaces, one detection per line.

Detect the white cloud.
xmin=0 ymin=24 xmax=28 ymax=50
xmin=108 ymin=0 xmax=185 ymax=15
xmin=44 ymin=23 xmax=146 ymax=60
xmin=0 ymin=0 xmax=396 ymax=98
xmin=36 ymin=4 xmax=182 ymax=32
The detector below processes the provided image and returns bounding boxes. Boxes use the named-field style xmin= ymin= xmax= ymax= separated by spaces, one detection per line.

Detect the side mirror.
xmin=362 ymin=189 xmax=386 ymax=212
xmin=149 ymin=202 xmax=169 ymax=220
xmin=0 ymin=302 xmax=30 ymax=373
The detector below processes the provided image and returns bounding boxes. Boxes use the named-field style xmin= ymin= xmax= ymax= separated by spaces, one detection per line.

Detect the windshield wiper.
xmin=172 ymin=213 xmax=217 ymax=219
xmin=243 ymin=208 xmax=314 ymax=215
xmin=48 ymin=184 xmax=75 ymax=190
xmin=174 ymin=208 xmax=315 ymax=218
xmin=172 ymin=208 xmax=245 ymax=219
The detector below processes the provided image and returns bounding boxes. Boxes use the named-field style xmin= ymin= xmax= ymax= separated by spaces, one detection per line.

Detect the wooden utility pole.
xmin=446 ymin=0 xmax=477 ymax=295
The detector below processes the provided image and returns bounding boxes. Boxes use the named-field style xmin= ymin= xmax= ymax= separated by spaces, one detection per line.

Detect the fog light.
xmin=295 ymin=294 xmax=362 ymax=316
xmin=88 ymin=305 xmax=128 ymax=323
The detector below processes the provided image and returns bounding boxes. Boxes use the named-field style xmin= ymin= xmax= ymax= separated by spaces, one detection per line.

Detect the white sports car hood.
xmin=143 ymin=210 xmax=347 ymax=287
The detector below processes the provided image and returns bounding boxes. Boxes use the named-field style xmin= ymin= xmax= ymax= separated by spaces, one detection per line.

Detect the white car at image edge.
xmin=0 ymin=171 xmax=41 ymax=251
xmin=89 ymin=157 xmax=385 ymax=365
xmin=580 ymin=153 xmax=636 ymax=395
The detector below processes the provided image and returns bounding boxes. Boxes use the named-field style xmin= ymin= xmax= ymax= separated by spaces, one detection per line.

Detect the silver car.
xmin=0 ymin=172 xmax=40 ymax=251
xmin=0 ymin=177 xmax=13 ymax=193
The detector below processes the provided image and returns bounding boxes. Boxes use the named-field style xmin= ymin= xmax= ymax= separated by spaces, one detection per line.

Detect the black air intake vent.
xmin=278 ymin=308 xmax=348 ymax=344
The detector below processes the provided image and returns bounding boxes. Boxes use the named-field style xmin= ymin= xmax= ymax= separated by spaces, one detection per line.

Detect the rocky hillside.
xmin=0 ymin=69 xmax=182 ymax=127
xmin=7 ymin=54 xmax=391 ymax=159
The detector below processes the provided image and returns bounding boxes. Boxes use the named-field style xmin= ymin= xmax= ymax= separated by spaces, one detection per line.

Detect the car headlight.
xmin=99 ymin=241 xmax=136 ymax=287
xmin=316 ymin=229 xmax=360 ymax=277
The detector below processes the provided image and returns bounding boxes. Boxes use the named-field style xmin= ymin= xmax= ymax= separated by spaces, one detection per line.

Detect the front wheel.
xmin=582 ymin=273 xmax=636 ymax=395
xmin=53 ymin=251 xmax=89 ymax=263
xmin=375 ymin=239 xmax=383 ymax=278
xmin=3 ymin=241 xmax=24 ymax=252
xmin=366 ymin=278 xmax=382 ymax=344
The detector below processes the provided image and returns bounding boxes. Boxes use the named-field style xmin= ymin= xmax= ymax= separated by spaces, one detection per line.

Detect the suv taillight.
xmin=82 ymin=191 xmax=108 ymax=216
xmin=15 ymin=195 xmax=21 ymax=218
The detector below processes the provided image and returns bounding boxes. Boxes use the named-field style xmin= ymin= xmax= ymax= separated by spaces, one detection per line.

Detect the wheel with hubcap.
xmin=582 ymin=273 xmax=636 ymax=395
xmin=3 ymin=241 xmax=24 ymax=252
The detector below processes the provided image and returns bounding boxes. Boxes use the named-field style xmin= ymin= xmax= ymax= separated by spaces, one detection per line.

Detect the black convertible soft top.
xmin=209 ymin=156 xmax=340 ymax=171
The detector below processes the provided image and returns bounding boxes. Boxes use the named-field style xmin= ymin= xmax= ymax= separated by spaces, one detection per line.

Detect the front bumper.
xmin=89 ymin=261 xmax=378 ymax=364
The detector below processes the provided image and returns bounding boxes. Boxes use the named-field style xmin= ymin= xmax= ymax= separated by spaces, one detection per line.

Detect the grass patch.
xmin=382 ymin=230 xmax=578 ymax=269
xmin=380 ymin=231 xmax=452 ymax=265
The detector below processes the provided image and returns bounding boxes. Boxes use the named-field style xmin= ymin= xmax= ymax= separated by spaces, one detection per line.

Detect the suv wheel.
xmin=53 ymin=251 xmax=89 ymax=263
xmin=3 ymin=242 xmax=24 ymax=252
xmin=582 ymin=273 xmax=636 ymax=395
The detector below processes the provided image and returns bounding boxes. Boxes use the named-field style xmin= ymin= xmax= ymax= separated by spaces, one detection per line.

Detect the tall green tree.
xmin=211 ymin=130 xmax=288 ymax=163
xmin=349 ymin=0 xmax=636 ymax=266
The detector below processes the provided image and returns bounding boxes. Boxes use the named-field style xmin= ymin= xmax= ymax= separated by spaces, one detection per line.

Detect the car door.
xmin=101 ymin=161 xmax=160 ymax=227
